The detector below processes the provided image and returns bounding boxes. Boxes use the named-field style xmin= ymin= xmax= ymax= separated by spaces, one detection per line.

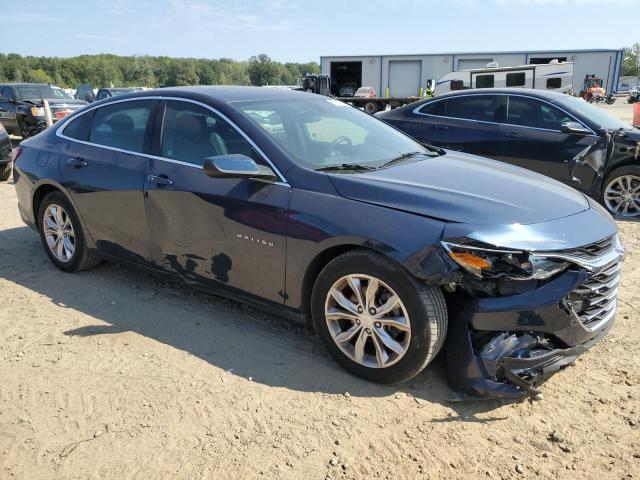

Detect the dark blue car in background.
xmin=13 ymin=87 xmax=624 ymax=399
xmin=378 ymin=89 xmax=640 ymax=218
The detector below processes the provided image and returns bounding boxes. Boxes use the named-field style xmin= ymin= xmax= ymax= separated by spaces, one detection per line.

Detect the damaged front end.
xmin=440 ymin=234 xmax=624 ymax=399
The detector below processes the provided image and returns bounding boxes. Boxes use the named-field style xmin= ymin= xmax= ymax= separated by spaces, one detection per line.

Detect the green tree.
xmin=167 ymin=61 xmax=199 ymax=86
xmin=622 ymin=43 xmax=640 ymax=77
xmin=248 ymin=54 xmax=280 ymax=86
xmin=26 ymin=68 xmax=52 ymax=83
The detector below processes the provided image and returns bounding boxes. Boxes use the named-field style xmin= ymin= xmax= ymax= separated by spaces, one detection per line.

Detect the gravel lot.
xmin=0 ymin=101 xmax=639 ymax=480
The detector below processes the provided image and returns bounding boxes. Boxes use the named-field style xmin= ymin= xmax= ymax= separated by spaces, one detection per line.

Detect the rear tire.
xmin=311 ymin=250 xmax=447 ymax=384
xmin=37 ymin=191 xmax=101 ymax=272
xmin=0 ymin=162 xmax=11 ymax=181
xmin=363 ymin=101 xmax=381 ymax=114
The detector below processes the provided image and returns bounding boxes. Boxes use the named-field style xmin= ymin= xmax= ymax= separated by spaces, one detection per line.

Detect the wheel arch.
xmin=299 ymin=241 xmax=422 ymax=317
xmin=31 ymin=181 xmax=96 ymax=248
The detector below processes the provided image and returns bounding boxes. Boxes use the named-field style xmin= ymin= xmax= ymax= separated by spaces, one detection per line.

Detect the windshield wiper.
xmin=380 ymin=151 xmax=432 ymax=168
xmin=316 ymin=163 xmax=376 ymax=172
xmin=418 ymin=141 xmax=446 ymax=156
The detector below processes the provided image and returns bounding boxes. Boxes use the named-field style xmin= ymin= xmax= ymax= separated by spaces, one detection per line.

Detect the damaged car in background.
xmin=13 ymin=87 xmax=624 ymax=399
xmin=378 ymin=89 xmax=640 ymax=218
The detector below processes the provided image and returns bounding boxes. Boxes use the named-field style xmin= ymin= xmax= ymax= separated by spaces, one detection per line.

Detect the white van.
xmin=434 ymin=61 xmax=574 ymax=96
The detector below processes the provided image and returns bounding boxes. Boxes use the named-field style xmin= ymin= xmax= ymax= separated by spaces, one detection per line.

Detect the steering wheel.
xmin=331 ymin=136 xmax=353 ymax=150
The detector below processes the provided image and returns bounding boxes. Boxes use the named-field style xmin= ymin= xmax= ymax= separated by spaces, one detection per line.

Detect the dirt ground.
xmin=1 ymin=103 xmax=639 ymax=480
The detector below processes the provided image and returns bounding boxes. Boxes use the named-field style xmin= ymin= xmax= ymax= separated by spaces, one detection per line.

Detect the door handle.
xmin=148 ymin=174 xmax=173 ymax=186
xmin=504 ymin=131 xmax=521 ymax=138
xmin=435 ymin=124 xmax=449 ymax=130
xmin=66 ymin=157 xmax=87 ymax=168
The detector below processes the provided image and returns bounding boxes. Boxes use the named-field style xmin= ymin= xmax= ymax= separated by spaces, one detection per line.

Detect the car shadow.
xmin=0 ymin=225 xmax=513 ymax=417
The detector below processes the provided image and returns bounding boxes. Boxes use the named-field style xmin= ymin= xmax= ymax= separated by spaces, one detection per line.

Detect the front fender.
xmin=284 ymin=188 xmax=446 ymax=310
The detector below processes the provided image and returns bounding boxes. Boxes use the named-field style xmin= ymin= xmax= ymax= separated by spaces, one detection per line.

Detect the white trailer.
xmin=433 ymin=61 xmax=574 ymax=96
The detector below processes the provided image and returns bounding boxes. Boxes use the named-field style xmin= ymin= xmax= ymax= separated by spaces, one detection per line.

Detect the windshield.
xmin=555 ymin=95 xmax=630 ymax=130
xmin=236 ymin=98 xmax=434 ymax=170
xmin=15 ymin=85 xmax=73 ymax=101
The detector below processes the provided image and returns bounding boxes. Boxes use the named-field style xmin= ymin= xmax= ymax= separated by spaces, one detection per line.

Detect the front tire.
xmin=18 ymin=118 xmax=30 ymax=140
xmin=37 ymin=191 xmax=101 ymax=272
xmin=602 ymin=166 xmax=640 ymax=218
xmin=0 ymin=162 xmax=11 ymax=181
xmin=311 ymin=250 xmax=447 ymax=384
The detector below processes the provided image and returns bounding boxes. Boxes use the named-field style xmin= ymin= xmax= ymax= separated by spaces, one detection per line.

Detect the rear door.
xmin=58 ymin=98 xmax=157 ymax=262
xmin=410 ymin=94 xmax=504 ymax=159
xmin=498 ymin=95 xmax=600 ymax=187
xmin=144 ymin=99 xmax=290 ymax=303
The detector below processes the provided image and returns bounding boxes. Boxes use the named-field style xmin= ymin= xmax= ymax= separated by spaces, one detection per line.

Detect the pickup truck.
xmin=0 ymin=83 xmax=87 ymax=138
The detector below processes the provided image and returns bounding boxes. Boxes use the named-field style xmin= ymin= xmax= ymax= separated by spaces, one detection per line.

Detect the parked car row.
xmin=378 ymin=88 xmax=640 ymax=218
xmin=75 ymin=85 xmax=146 ymax=103
xmin=13 ymin=86 xmax=624 ymax=399
xmin=0 ymin=83 xmax=88 ymax=139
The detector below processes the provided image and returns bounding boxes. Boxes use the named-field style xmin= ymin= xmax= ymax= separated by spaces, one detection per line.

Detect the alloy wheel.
xmin=43 ymin=204 xmax=75 ymax=262
xmin=324 ymin=274 xmax=411 ymax=368
xmin=604 ymin=175 xmax=640 ymax=218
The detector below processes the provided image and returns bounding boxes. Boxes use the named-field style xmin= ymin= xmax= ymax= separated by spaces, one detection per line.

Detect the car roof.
xmin=434 ymin=87 xmax=570 ymax=101
xmin=129 ymin=85 xmax=315 ymax=104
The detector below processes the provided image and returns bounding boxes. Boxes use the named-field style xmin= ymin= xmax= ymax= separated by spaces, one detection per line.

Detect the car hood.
xmin=328 ymin=151 xmax=590 ymax=225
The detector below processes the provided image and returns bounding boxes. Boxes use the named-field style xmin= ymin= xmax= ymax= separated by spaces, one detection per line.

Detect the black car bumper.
xmin=446 ymin=269 xmax=617 ymax=399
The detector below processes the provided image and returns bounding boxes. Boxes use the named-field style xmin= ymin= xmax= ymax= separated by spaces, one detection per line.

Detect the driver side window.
xmin=160 ymin=100 xmax=262 ymax=167
xmin=506 ymin=96 xmax=573 ymax=130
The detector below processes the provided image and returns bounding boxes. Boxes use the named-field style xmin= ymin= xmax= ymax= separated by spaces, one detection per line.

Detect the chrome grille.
xmin=567 ymin=239 xmax=622 ymax=331
xmin=562 ymin=235 xmax=615 ymax=260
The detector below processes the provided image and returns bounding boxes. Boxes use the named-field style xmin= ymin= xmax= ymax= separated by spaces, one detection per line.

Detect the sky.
xmin=1 ymin=0 xmax=639 ymax=63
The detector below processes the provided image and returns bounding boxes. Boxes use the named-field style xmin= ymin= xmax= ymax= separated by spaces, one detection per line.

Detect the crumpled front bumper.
xmin=445 ymin=270 xmax=616 ymax=399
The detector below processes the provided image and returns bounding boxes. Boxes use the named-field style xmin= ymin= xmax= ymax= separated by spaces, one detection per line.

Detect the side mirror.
xmin=560 ymin=121 xmax=591 ymax=136
xmin=203 ymin=154 xmax=277 ymax=180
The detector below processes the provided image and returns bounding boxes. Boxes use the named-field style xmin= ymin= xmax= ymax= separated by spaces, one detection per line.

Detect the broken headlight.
xmin=442 ymin=241 xmax=569 ymax=281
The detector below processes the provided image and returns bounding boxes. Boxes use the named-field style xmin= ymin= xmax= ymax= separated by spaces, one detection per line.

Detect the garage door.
xmin=388 ymin=61 xmax=421 ymax=97
xmin=457 ymin=59 xmax=493 ymax=70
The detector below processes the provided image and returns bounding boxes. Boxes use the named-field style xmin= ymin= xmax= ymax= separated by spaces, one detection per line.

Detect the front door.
xmin=498 ymin=95 xmax=600 ymax=188
xmin=59 ymin=98 xmax=156 ymax=262
xmin=144 ymin=99 xmax=290 ymax=304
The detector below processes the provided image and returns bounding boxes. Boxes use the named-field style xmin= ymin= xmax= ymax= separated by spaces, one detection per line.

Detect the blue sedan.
xmin=378 ymin=88 xmax=640 ymax=218
xmin=12 ymin=87 xmax=623 ymax=398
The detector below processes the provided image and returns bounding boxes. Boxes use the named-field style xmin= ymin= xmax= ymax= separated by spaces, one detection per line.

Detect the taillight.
xmin=13 ymin=146 xmax=22 ymax=162
xmin=0 ymin=123 xmax=5 ymax=134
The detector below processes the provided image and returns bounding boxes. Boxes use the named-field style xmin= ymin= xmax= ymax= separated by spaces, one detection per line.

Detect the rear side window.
xmin=506 ymin=72 xmax=526 ymax=87
xmin=475 ymin=75 xmax=494 ymax=88
xmin=450 ymin=80 xmax=464 ymax=91
xmin=89 ymin=100 xmax=154 ymax=153
xmin=417 ymin=100 xmax=445 ymax=116
xmin=444 ymin=95 xmax=499 ymax=122
xmin=546 ymin=78 xmax=562 ymax=89
xmin=160 ymin=100 xmax=260 ymax=166
xmin=62 ymin=111 xmax=93 ymax=141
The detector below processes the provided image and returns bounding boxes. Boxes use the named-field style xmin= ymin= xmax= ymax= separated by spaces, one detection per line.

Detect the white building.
xmin=320 ymin=49 xmax=623 ymax=97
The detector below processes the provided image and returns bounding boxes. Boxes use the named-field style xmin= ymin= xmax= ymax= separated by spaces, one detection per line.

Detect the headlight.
xmin=442 ymin=241 xmax=569 ymax=280
xmin=30 ymin=106 xmax=45 ymax=117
